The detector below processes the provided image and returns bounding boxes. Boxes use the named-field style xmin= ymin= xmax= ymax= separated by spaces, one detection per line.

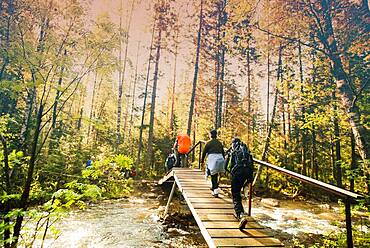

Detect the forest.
xmin=0 ymin=0 xmax=369 ymax=247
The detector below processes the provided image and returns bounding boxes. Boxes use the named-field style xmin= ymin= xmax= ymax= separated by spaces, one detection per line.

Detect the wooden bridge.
xmin=159 ymin=168 xmax=284 ymax=248
xmin=158 ymin=141 xmax=363 ymax=248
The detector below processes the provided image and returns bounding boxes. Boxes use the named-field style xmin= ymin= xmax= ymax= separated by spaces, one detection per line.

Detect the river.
xmin=28 ymin=182 xmax=367 ymax=247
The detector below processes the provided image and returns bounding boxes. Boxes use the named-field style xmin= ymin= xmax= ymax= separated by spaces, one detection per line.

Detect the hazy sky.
xmin=88 ymin=0 xmax=197 ymax=107
xmin=85 ymin=0 xmax=272 ymax=119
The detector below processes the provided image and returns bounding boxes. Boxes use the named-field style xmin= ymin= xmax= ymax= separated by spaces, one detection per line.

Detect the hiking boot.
xmin=238 ymin=213 xmax=248 ymax=230
xmin=211 ymin=188 xmax=220 ymax=197
xmin=233 ymin=212 xmax=241 ymax=221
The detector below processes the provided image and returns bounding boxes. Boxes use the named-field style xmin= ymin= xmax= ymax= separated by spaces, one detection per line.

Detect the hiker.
xmin=165 ymin=152 xmax=176 ymax=171
xmin=86 ymin=156 xmax=94 ymax=168
xmin=201 ymin=129 xmax=225 ymax=197
xmin=173 ymin=133 xmax=191 ymax=167
xmin=224 ymin=138 xmax=254 ymax=229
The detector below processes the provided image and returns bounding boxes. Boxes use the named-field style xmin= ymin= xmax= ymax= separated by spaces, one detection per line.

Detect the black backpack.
xmin=166 ymin=155 xmax=176 ymax=171
xmin=232 ymin=143 xmax=254 ymax=178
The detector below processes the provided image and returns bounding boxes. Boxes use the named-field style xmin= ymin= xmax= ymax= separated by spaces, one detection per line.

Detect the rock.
xmin=156 ymin=195 xmax=165 ymax=201
xmin=261 ymin=198 xmax=280 ymax=207
xmin=318 ymin=203 xmax=332 ymax=210
xmin=142 ymin=192 xmax=157 ymax=199
xmin=167 ymin=228 xmax=189 ymax=235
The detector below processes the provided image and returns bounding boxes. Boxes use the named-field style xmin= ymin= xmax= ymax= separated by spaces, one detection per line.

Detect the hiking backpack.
xmin=166 ymin=154 xmax=176 ymax=171
xmin=233 ymin=142 xmax=254 ymax=169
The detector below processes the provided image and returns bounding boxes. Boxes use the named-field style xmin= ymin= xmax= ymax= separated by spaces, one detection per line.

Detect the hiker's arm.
xmin=224 ymin=153 xmax=230 ymax=173
xmin=201 ymin=143 xmax=208 ymax=163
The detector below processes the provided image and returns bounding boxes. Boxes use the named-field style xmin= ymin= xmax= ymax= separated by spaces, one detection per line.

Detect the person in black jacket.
xmin=201 ymin=129 xmax=225 ymax=197
xmin=224 ymin=138 xmax=253 ymax=229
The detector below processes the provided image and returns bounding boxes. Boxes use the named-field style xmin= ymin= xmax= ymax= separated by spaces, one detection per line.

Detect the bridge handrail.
xmin=186 ymin=140 xmax=206 ymax=169
xmin=187 ymin=140 xmax=206 ymax=155
xmin=254 ymin=159 xmax=363 ymax=199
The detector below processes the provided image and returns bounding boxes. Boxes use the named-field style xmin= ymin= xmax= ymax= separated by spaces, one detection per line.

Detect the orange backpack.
xmin=177 ymin=134 xmax=191 ymax=154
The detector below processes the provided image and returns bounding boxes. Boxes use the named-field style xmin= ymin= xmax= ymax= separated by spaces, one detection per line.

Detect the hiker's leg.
xmin=175 ymin=150 xmax=180 ymax=167
xmin=211 ymin=173 xmax=218 ymax=190
xmin=231 ymin=172 xmax=244 ymax=216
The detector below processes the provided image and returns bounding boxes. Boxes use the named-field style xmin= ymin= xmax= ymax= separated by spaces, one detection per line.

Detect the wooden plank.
xmin=213 ymin=237 xmax=283 ymax=247
xmin=185 ymin=192 xmax=218 ymax=198
xmin=180 ymin=183 xmax=209 ymax=186
xmin=181 ymin=184 xmax=211 ymax=192
xmin=191 ymin=203 xmax=234 ymax=209
xmin=179 ymin=179 xmax=208 ymax=182
xmin=199 ymin=214 xmax=255 ymax=222
xmin=189 ymin=198 xmax=232 ymax=204
xmin=208 ymin=229 xmax=273 ymax=238
xmin=203 ymin=221 xmax=264 ymax=229
xmin=181 ymin=188 xmax=211 ymax=191
xmin=195 ymin=208 xmax=235 ymax=214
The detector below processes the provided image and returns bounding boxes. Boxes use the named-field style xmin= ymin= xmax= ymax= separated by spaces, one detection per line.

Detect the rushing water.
xmin=252 ymin=198 xmax=344 ymax=236
xmin=28 ymin=185 xmax=366 ymax=248
xmin=31 ymin=196 xmax=205 ymax=248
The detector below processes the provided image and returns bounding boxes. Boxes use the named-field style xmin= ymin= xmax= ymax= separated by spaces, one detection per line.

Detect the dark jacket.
xmin=201 ymin=138 xmax=225 ymax=163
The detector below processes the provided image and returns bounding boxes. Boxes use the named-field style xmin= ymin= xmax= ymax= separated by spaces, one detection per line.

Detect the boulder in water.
xmin=261 ymin=198 xmax=280 ymax=207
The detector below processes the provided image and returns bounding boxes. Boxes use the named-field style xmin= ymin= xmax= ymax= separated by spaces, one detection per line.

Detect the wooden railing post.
xmin=198 ymin=142 xmax=202 ymax=169
xmin=248 ymin=182 xmax=253 ymax=216
xmin=345 ymin=197 xmax=353 ymax=248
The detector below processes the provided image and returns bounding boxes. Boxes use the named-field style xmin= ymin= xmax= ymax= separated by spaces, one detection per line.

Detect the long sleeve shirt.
xmin=201 ymin=138 xmax=225 ymax=163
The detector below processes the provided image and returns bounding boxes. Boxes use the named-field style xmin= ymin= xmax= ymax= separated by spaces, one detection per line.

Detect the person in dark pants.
xmin=224 ymin=138 xmax=254 ymax=229
xmin=201 ymin=129 xmax=225 ymax=197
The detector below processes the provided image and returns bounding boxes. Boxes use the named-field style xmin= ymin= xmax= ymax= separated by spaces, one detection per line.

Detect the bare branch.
xmin=254 ymin=23 xmax=328 ymax=55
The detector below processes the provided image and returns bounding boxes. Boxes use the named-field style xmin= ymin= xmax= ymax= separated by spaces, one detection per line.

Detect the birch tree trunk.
xmin=147 ymin=27 xmax=162 ymax=168
xmin=137 ymin=22 xmax=155 ymax=168
xmin=317 ymin=0 xmax=368 ymax=162
xmin=122 ymin=0 xmax=135 ymax=142
xmin=170 ymin=33 xmax=178 ymax=132
xmin=187 ymin=0 xmax=203 ymax=135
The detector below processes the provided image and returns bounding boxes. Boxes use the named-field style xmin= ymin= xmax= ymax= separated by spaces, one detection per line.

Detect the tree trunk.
xmin=147 ymin=27 xmax=162 ymax=168
xmin=20 ymin=83 xmax=36 ymax=151
xmin=11 ymin=103 xmax=43 ymax=248
xmin=87 ymin=70 xmax=98 ymax=138
xmin=246 ymin=39 xmax=251 ymax=146
xmin=332 ymin=92 xmax=342 ymax=187
xmin=215 ymin=58 xmax=220 ymax=128
xmin=122 ymin=0 xmax=135 ymax=143
xmin=170 ymin=34 xmax=178 ymax=133
xmin=266 ymin=0 xmax=272 ymax=126
xmin=49 ymin=64 xmax=65 ymax=151
xmin=299 ymin=42 xmax=307 ymax=175
xmin=0 ymin=0 xmax=14 ymax=81
xmin=311 ymin=127 xmax=318 ymax=180
xmin=128 ymin=41 xmax=140 ymax=148
xmin=187 ymin=0 xmax=203 ymax=135
xmin=253 ymin=43 xmax=282 ymax=186
xmin=318 ymin=0 xmax=368 ymax=162
xmin=218 ymin=48 xmax=225 ymax=128
xmin=137 ymin=21 xmax=155 ymax=168
xmin=350 ymin=132 xmax=356 ymax=192
xmin=0 ymin=134 xmax=11 ymax=248
xmin=116 ymin=0 xmax=124 ymax=149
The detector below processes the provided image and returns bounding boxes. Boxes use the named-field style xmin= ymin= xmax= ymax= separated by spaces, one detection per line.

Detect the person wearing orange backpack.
xmin=173 ymin=133 xmax=191 ymax=167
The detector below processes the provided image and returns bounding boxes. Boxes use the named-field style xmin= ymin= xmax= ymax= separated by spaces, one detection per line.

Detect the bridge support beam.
xmin=164 ymin=181 xmax=177 ymax=217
